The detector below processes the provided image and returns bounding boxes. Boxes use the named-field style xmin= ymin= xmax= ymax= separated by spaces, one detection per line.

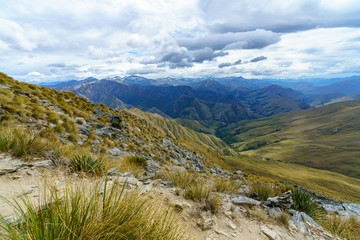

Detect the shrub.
xmin=292 ymin=189 xmax=323 ymax=218
xmin=70 ymin=154 xmax=106 ymax=175
xmin=127 ymin=155 xmax=147 ymax=167
xmin=0 ymin=180 xmax=188 ymax=240
xmin=248 ymin=182 xmax=281 ymax=201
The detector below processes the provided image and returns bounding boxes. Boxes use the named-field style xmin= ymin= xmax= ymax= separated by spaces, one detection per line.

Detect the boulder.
xmin=232 ymin=196 xmax=261 ymax=206
xmin=260 ymin=226 xmax=277 ymax=240
xmin=262 ymin=190 xmax=293 ymax=210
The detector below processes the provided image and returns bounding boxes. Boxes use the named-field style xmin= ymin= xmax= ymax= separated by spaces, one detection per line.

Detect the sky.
xmin=0 ymin=0 xmax=360 ymax=83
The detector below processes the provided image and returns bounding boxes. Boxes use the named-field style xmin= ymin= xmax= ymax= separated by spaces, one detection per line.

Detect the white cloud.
xmin=0 ymin=0 xmax=359 ymax=82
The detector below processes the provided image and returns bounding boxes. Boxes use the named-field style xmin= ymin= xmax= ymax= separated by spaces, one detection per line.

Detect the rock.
xmin=78 ymin=125 xmax=90 ymax=135
xmin=92 ymin=139 xmax=101 ymax=145
xmin=29 ymin=160 xmax=55 ymax=169
xmin=215 ymin=229 xmax=230 ymax=238
xmin=268 ymin=207 xmax=282 ymax=218
xmin=145 ymin=165 xmax=158 ymax=173
xmin=232 ymin=196 xmax=261 ymax=206
xmin=289 ymin=210 xmax=333 ymax=238
xmin=115 ymin=177 xmax=142 ymax=189
xmin=108 ymin=148 xmax=121 ymax=156
xmin=262 ymin=190 xmax=293 ymax=210
xmin=167 ymin=166 xmax=187 ymax=173
xmin=173 ymin=200 xmax=192 ymax=211
xmin=210 ymin=168 xmax=217 ymax=174
xmin=107 ymin=168 xmax=120 ymax=176
xmin=162 ymin=139 xmax=172 ymax=147
xmin=234 ymin=170 xmax=243 ymax=176
xmin=249 ymin=192 xmax=259 ymax=200
xmin=260 ymin=226 xmax=277 ymax=240
xmin=200 ymin=217 xmax=214 ymax=231
xmin=40 ymin=99 xmax=51 ymax=106
xmin=162 ymin=180 xmax=175 ymax=188
xmin=121 ymin=172 xmax=133 ymax=178
xmin=222 ymin=201 xmax=233 ymax=211
xmin=75 ymin=117 xmax=86 ymax=125
xmin=342 ymin=202 xmax=360 ymax=221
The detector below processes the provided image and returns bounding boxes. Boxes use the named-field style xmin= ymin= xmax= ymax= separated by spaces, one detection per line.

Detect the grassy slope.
xmin=123 ymin=108 xmax=236 ymax=155
xmin=223 ymin=155 xmax=360 ymax=202
xmin=219 ymin=101 xmax=360 ymax=179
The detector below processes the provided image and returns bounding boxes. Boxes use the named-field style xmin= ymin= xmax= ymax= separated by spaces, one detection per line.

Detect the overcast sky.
xmin=0 ymin=0 xmax=360 ymax=83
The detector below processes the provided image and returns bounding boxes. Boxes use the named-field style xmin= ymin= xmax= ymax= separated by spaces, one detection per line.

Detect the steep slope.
xmin=122 ymin=108 xmax=236 ymax=156
xmin=240 ymin=85 xmax=310 ymax=117
xmin=218 ymin=101 xmax=360 ymax=178
xmin=69 ymin=80 xmax=257 ymax=123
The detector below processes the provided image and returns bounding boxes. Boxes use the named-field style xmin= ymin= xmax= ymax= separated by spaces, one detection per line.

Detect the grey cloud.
xmin=178 ymin=29 xmax=280 ymax=50
xmin=200 ymin=0 xmax=360 ymax=34
xmin=47 ymin=63 xmax=66 ymax=68
xmin=192 ymin=47 xmax=227 ymax=63
xmin=250 ymin=56 xmax=267 ymax=62
xmin=218 ymin=63 xmax=232 ymax=68
xmin=234 ymin=59 xmax=242 ymax=65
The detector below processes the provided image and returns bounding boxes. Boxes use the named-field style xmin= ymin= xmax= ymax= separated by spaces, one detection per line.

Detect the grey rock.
xmin=262 ymin=190 xmax=293 ymax=210
xmin=92 ymin=139 xmax=101 ymax=145
xmin=342 ymin=202 xmax=360 ymax=221
xmin=40 ymin=99 xmax=51 ymax=106
xmin=108 ymin=148 xmax=122 ymax=156
xmin=234 ymin=170 xmax=243 ymax=176
xmin=200 ymin=217 xmax=214 ymax=231
xmin=162 ymin=180 xmax=175 ymax=188
xmin=162 ymin=139 xmax=172 ymax=147
xmin=107 ymin=168 xmax=120 ymax=176
xmin=232 ymin=196 xmax=261 ymax=206
xmin=260 ymin=226 xmax=277 ymax=240
xmin=210 ymin=168 xmax=217 ymax=174
xmin=78 ymin=125 xmax=91 ymax=135
xmin=121 ymin=172 xmax=133 ymax=178
xmin=145 ymin=165 xmax=158 ymax=173
xmin=29 ymin=160 xmax=55 ymax=169
xmin=289 ymin=210 xmax=333 ymax=238
xmin=268 ymin=207 xmax=282 ymax=218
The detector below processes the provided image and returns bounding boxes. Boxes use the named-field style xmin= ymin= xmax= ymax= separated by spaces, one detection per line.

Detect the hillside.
xmin=219 ymin=101 xmax=360 ymax=178
xmin=120 ymin=108 xmax=236 ymax=156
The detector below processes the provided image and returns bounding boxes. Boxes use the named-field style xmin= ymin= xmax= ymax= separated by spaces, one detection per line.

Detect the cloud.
xmin=47 ymin=63 xmax=66 ymax=68
xmin=250 ymin=56 xmax=267 ymax=62
xmin=234 ymin=59 xmax=242 ymax=65
xmin=0 ymin=0 xmax=359 ymax=82
xmin=178 ymin=29 xmax=280 ymax=50
xmin=218 ymin=63 xmax=232 ymax=68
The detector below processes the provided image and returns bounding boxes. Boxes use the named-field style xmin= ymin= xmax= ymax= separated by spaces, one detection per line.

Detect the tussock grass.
xmin=0 ymin=180 xmax=188 ymax=240
xmin=248 ymin=182 xmax=282 ymax=201
xmin=69 ymin=154 xmax=106 ymax=175
xmin=164 ymin=170 xmax=198 ymax=189
xmin=245 ymin=206 xmax=268 ymax=222
xmin=321 ymin=214 xmax=360 ymax=239
xmin=213 ymin=178 xmax=241 ymax=193
xmin=127 ymin=155 xmax=147 ymax=167
xmin=0 ymin=127 xmax=50 ymax=159
xmin=292 ymin=189 xmax=323 ymax=219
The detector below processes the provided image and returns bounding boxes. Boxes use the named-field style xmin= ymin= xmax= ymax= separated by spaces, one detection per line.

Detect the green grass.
xmin=0 ymin=127 xmax=50 ymax=159
xmin=219 ymin=101 xmax=360 ymax=179
xmin=126 ymin=155 xmax=147 ymax=167
xmin=0 ymin=180 xmax=188 ymax=240
xmin=248 ymin=182 xmax=282 ymax=201
xmin=321 ymin=214 xmax=360 ymax=239
xmin=70 ymin=154 xmax=106 ymax=175
xmin=292 ymin=189 xmax=323 ymax=219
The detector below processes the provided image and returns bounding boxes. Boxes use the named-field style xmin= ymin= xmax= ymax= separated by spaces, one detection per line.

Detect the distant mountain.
xmin=239 ymin=85 xmax=310 ymax=117
xmin=188 ymin=79 xmax=230 ymax=94
xmin=68 ymin=80 xmax=257 ymax=124
xmin=305 ymin=78 xmax=360 ymax=106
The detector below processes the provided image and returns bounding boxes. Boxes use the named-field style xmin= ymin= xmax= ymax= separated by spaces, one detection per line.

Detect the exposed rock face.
xmin=262 ymin=190 xmax=293 ymax=210
xmin=289 ymin=210 xmax=333 ymax=238
xmin=232 ymin=196 xmax=261 ymax=206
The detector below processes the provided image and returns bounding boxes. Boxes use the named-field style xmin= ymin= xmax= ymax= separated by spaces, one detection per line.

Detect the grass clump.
xmin=70 ymin=154 xmax=106 ymax=175
xmin=292 ymin=189 xmax=323 ymax=219
xmin=248 ymin=182 xmax=281 ymax=201
xmin=127 ymin=155 xmax=147 ymax=167
xmin=0 ymin=180 xmax=188 ymax=240
xmin=165 ymin=170 xmax=198 ymax=189
xmin=183 ymin=181 xmax=211 ymax=201
xmin=214 ymin=178 xmax=241 ymax=193
xmin=0 ymin=127 xmax=49 ymax=159
xmin=321 ymin=214 xmax=360 ymax=239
